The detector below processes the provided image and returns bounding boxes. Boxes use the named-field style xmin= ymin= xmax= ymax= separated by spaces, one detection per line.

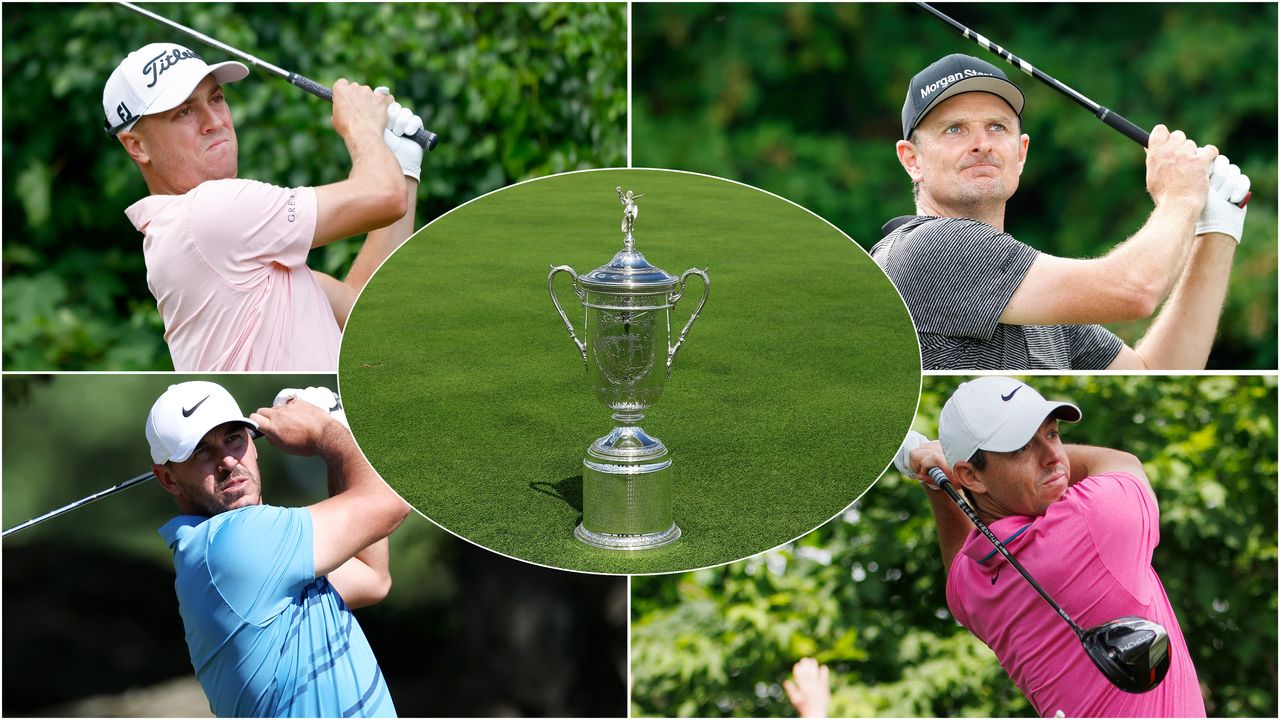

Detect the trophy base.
xmin=575 ymin=522 xmax=681 ymax=551
xmin=577 ymin=425 xmax=680 ymax=550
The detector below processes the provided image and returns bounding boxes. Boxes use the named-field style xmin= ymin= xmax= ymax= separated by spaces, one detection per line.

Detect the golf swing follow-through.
xmin=116 ymin=1 xmax=438 ymax=150
xmin=875 ymin=9 xmax=1253 ymax=372
xmin=916 ymin=0 xmax=1248 ymax=209
xmin=106 ymin=3 xmax=434 ymax=372
xmin=895 ymin=431 xmax=1171 ymax=695
xmin=890 ymin=377 xmax=1203 ymax=716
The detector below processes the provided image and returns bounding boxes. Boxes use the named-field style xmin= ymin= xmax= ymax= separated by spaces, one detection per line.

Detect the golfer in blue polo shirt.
xmin=146 ymin=381 xmax=410 ymax=717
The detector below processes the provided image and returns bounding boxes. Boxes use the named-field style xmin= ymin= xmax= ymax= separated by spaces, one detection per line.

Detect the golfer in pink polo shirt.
xmin=104 ymin=42 xmax=424 ymax=371
xmin=901 ymin=377 xmax=1204 ymax=717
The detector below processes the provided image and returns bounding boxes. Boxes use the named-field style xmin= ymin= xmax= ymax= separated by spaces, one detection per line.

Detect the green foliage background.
xmin=2 ymin=1 xmax=626 ymax=370
xmin=633 ymin=3 xmax=1278 ymax=369
xmin=632 ymin=375 xmax=1278 ymax=718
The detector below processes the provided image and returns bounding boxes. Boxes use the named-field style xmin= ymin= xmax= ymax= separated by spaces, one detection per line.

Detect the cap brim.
xmin=141 ymin=60 xmax=250 ymax=119
xmin=908 ymin=76 xmax=1025 ymax=137
xmin=169 ymin=415 xmax=260 ymax=463
xmin=981 ymin=401 xmax=1081 ymax=453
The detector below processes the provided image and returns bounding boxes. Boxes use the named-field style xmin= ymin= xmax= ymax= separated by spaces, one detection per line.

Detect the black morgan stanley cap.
xmin=902 ymin=53 xmax=1025 ymax=139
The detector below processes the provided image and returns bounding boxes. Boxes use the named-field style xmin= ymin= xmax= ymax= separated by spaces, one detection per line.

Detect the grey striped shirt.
xmin=871 ymin=216 xmax=1124 ymax=370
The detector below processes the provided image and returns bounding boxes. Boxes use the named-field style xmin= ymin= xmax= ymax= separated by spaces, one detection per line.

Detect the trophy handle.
xmin=667 ymin=268 xmax=710 ymax=375
xmin=548 ymin=265 xmax=587 ymax=365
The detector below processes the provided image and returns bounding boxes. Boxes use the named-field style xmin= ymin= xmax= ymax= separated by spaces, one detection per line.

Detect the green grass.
xmin=339 ymin=169 xmax=920 ymax=573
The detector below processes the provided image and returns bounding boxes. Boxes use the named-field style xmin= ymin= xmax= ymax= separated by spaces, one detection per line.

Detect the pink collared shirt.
xmin=947 ymin=472 xmax=1205 ymax=717
xmin=126 ymin=179 xmax=340 ymax=371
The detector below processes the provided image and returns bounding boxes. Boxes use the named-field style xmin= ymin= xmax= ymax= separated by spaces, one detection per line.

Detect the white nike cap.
xmin=938 ymin=376 xmax=1081 ymax=468
xmin=146 ymin=381 xmax=258 ymax=464
xmin=103 ymin=42 xmax=248 ymax=135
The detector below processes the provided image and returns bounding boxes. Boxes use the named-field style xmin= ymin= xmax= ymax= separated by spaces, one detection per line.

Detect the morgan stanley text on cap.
xmin=146 ymin=381 xmax=259 ymax=465
xmin=938 ymin=376 xmax=1081 ymax=468
xmin=103 ymin=42 xmax=249 ymax=135
xmin=902 ymin=53 xmax=1026 ymax=140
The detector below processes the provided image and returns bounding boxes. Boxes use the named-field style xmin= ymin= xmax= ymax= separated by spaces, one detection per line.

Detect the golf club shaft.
xmin=2 ymin=471 xmax=155 ymax=538
xmin=117 ymin=1 xmax=438 ymax=150
xmin=916 ymin=2 xmax=1249 ymax=207
xmin=927 ymin=467 xmax=1086 ymax=638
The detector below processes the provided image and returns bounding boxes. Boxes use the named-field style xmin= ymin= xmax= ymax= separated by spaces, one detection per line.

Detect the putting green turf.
xmin=339 ymin=169 xmax=920 ymax=574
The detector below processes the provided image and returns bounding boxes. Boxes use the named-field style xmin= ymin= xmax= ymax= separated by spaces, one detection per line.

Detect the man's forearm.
xmin=1062 ymin=444 xmax=1146 ymax=484
xmin=321 ymin=424 xmax=397 ymax=580
xmin=344 ymin=179 xmax=419 ymax=296
xmin=925 ymin=485 xmax=972 ymax=579
xmin=1101 ymin=200 xmax=1201 ymax=313
xmin=1130 ymin=234 xmax=1236 ymax=369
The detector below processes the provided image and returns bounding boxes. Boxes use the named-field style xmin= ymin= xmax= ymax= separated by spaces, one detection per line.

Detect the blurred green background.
xmin=2 ymin=1 xmax=626 ymax=370
xmin=2 ymin=375 xmax=626 ymax=717
xmin=633 ymin=2 xmax=1278 ymax=369
xmin=632 ymin=375 xmax=1277 ymax=717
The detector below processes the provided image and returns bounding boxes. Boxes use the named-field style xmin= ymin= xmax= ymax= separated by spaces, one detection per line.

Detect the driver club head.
xmin=1080 ymin=616 xmax=1171 ymax=693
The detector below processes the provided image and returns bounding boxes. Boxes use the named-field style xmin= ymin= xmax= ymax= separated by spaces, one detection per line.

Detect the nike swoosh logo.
xmin=1001 ymin=387 xmax=1021 ymax=402
xmin=182 ymin=395 xmax=211 ymax=417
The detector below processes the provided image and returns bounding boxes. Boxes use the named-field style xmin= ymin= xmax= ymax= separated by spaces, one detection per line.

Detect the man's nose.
xmin=971 ymin=128 xmax=993 ymax=152
xmin=218 ymin=450 xmax=238 ymax=471
xmin=1039 ymin=441 xmax=1065 ymax=468
xmin=199 ymin=104 xmax=226 ymax=133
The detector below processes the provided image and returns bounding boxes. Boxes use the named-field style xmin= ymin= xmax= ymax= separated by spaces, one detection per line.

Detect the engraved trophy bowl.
xmin=547 ymin=189 xmax=709 ymax=550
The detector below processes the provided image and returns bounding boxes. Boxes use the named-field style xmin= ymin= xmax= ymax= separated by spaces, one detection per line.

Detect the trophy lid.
xmin=579 ymin=188 xmax=678 ymax=290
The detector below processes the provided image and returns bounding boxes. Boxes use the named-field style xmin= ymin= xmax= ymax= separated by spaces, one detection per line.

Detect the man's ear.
xmin=952 ymin=461 xmax=988 ymax=496
xmin=896 ymin=139 xmax=925 ymax=183
xmin=153 ymin=463 xmax=181 ymax=498
xmin=118 ymin=127 xmax=150 ymax=166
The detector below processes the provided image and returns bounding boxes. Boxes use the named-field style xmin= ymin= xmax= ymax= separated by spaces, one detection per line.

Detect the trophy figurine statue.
xmin=547 ymin=188 xmax=710 ymax=550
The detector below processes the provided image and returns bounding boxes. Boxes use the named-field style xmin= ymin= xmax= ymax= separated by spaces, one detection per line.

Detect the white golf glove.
xmin=375 ymin=86 xmax=424 ymax=182
xmin=895 ymin=430 xmax=939 ymax=489
xmin=1195 ymin=155 xmax=1250 ymax=243
xmin=273 ymin=387 xmax=350 ymax=429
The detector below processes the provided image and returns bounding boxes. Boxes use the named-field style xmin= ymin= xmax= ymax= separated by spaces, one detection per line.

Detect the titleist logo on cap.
xmin=141 ymin=47 xmax=203 ymax=88
xmin=920 ymin=68 xmax=995 ymax=99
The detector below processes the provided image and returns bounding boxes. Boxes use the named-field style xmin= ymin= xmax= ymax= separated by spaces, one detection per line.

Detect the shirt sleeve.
xmin=1075 ymin=472 xmax=1160 ymax=602
xmin=187 ymin=179 xmax=318 ymax=278
xmin=1067 ymin=323 xmax=1126 ymax=369
xmin=206 ymin=505 xmax=316 ymax=625
xmin=879 ymin=218 xmax=1038 ymax=341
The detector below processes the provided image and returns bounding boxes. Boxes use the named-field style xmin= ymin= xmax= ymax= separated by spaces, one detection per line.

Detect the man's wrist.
xmin=315 ymin=419 xmax=357 ymax=464
xmin=1153 ymin=196 xmax=1202 ymax=222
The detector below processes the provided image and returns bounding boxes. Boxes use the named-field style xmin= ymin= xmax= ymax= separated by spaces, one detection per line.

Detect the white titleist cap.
xmin=103 ymin=42 xmax=248 ymax=135
xmin=938 ymin=376 xmax=1081 ymax=468
xmin=146 ymin=381 xmax=258 ymax=464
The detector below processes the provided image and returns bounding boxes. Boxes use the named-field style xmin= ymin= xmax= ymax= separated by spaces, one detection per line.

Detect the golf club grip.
xmin=1098 ymin=108 xmax=1149 ymax=147
xmin=289 ymin=75 xmax=439 ymax=151
xmin=1095 ymin=111 xmax=1252 ymax=208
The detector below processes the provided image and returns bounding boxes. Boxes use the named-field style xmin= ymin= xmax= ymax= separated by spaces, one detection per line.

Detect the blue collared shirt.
xmin=159 ymin=505 xmax=395 ymax=717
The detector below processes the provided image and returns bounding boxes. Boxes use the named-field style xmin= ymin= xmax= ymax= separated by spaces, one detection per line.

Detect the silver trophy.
xmin=548 ymin=188 xmax=710 ymax=550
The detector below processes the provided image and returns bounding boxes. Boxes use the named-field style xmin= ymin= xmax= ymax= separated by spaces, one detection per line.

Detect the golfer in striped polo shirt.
xmin=148 ymin=382 xmax=409 ymax=716
xmin=872 ymin=54 xmax=1250 ymax=370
